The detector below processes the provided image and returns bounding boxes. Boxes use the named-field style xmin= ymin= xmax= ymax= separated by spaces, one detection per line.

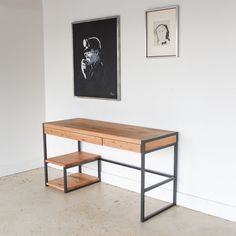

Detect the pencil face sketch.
xmin=154 ymin=23 xmax=170 ymax=46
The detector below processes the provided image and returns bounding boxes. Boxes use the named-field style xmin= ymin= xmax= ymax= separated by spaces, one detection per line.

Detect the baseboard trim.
xmin=0 ymin=160 xmax=43 ymax=177
xmin=4 ymin=160 xmax=235 ymax=222
xmin=79 ymin=166 xmax=236 ymax=222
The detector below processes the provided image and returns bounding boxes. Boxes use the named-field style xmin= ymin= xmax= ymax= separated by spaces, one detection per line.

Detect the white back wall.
xmin=0 ymin=0 xmax=45 ymax=176
xmin=42 ymin=0 xmax=236 ymax=221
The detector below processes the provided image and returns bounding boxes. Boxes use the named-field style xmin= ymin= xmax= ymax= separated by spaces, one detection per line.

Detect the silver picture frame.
xmin=146 ymin=6 xmax=179 ymax=58
xmin=72 ymin=16 xmax=121 ymax=100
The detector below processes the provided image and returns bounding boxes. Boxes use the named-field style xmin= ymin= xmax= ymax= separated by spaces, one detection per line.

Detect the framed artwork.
xmin=146 ymin=6 xmax=179 ymax=58
xmin=72 ymin=16 xmax=121 ymax=100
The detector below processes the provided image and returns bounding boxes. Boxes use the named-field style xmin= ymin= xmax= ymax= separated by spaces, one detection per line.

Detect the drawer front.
xmin=145 ymin=135 xmax=176 ymax=152
xmin=103 ymin=138 xmax=141 ymax=153
xmin=44 ymin=127 xmax=102 ymax=145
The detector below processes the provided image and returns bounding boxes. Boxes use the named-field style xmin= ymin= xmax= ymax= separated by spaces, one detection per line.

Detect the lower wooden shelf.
xmin=47 ymin=173 xmax=99 ymax=192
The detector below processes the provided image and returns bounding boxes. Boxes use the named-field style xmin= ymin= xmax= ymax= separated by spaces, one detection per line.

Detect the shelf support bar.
xmin=63 ymin=167 xmax=68 ymax=193
xmin=78 ymin=141 xmax=82 ymax=173
xmin=43 ymin=126 xmax=48 ymax=186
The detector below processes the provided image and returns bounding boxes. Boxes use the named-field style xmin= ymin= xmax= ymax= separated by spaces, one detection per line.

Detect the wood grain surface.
xmin=46 ymin=152 xmax=100 ymax=168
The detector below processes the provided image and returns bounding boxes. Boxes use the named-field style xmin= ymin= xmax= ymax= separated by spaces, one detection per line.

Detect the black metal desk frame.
xmin=43 ymin=122 xmax=178 ymax=223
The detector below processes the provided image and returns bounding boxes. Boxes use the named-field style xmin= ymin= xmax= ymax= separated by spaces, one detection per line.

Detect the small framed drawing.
xmin=72 ymin=16 xmax=121 ymax=100
xmin=146 ymin=6 xmax=179 ymax=58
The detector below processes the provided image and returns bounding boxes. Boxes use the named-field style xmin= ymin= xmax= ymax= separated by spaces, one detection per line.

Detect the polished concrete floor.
xmin=0 ymin=168 xmax=235 ymax=236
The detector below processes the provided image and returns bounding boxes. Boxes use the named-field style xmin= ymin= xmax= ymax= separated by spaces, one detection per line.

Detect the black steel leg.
xmin=140 ymin=144 xmax=145 ymax=222
xmin=43 ymin=132 xmax=48 ymax=186
xmin=63 ymin=168 xmax=68 ymax=193
xmin=140 ymin=135 xmax=178 ymax=222
xmin=98 ymin=159 xmax=101 ymax=181
xmin=173 ymin=133 xmax=178 ymax=204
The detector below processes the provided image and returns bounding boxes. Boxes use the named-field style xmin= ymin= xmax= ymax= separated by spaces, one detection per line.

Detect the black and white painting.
xmin=146 ymin=6 xmax=178 ymax=57
xmin=72 ymin=16 xmax=120 ymax=100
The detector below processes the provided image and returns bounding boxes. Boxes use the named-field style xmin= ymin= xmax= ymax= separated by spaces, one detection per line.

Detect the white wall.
xmin=42 ymin=0 xmax=236 ymax=222
xmin=0 ymin=0 xmax=45 ymax=176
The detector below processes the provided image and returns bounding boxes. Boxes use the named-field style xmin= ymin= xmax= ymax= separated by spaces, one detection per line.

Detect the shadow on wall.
xmin=0 ymin=0 xmax=42 ymax=11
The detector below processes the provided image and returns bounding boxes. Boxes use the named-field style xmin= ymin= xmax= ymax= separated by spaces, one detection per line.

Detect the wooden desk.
xmin=43 ymin=118 xmax=178 ymax=222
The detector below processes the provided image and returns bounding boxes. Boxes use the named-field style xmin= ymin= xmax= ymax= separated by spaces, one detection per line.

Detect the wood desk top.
xmin=43 ymin=118 xmax=177 ymax=153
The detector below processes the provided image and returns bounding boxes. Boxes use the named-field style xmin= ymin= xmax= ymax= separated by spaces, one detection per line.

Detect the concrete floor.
xmin=0 ymin=168 xmax=235 ymax=236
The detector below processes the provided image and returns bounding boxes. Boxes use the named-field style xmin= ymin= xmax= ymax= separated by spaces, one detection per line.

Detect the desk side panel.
xmin=145 ymin=135 xmax=177 ymax=152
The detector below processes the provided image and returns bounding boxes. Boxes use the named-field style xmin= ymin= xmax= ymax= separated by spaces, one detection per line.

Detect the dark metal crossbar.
xmin=144 ymin=203 xmax=175 ymax=222
xmin=101 ymin=158 xmax=173 ymax=178
xmin=144 ymin=177 xmax=175 ymax=193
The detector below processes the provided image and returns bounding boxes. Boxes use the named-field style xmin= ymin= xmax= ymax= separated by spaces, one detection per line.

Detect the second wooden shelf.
xmin=47 ymin=173 xmax=99 ymax=192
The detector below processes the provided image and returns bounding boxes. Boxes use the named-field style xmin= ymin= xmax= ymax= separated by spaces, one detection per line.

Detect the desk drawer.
xmin=44 ymin=127 xmax=102 ymax=145
xmin=103 ymin=138 xmax=141 ymax=153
